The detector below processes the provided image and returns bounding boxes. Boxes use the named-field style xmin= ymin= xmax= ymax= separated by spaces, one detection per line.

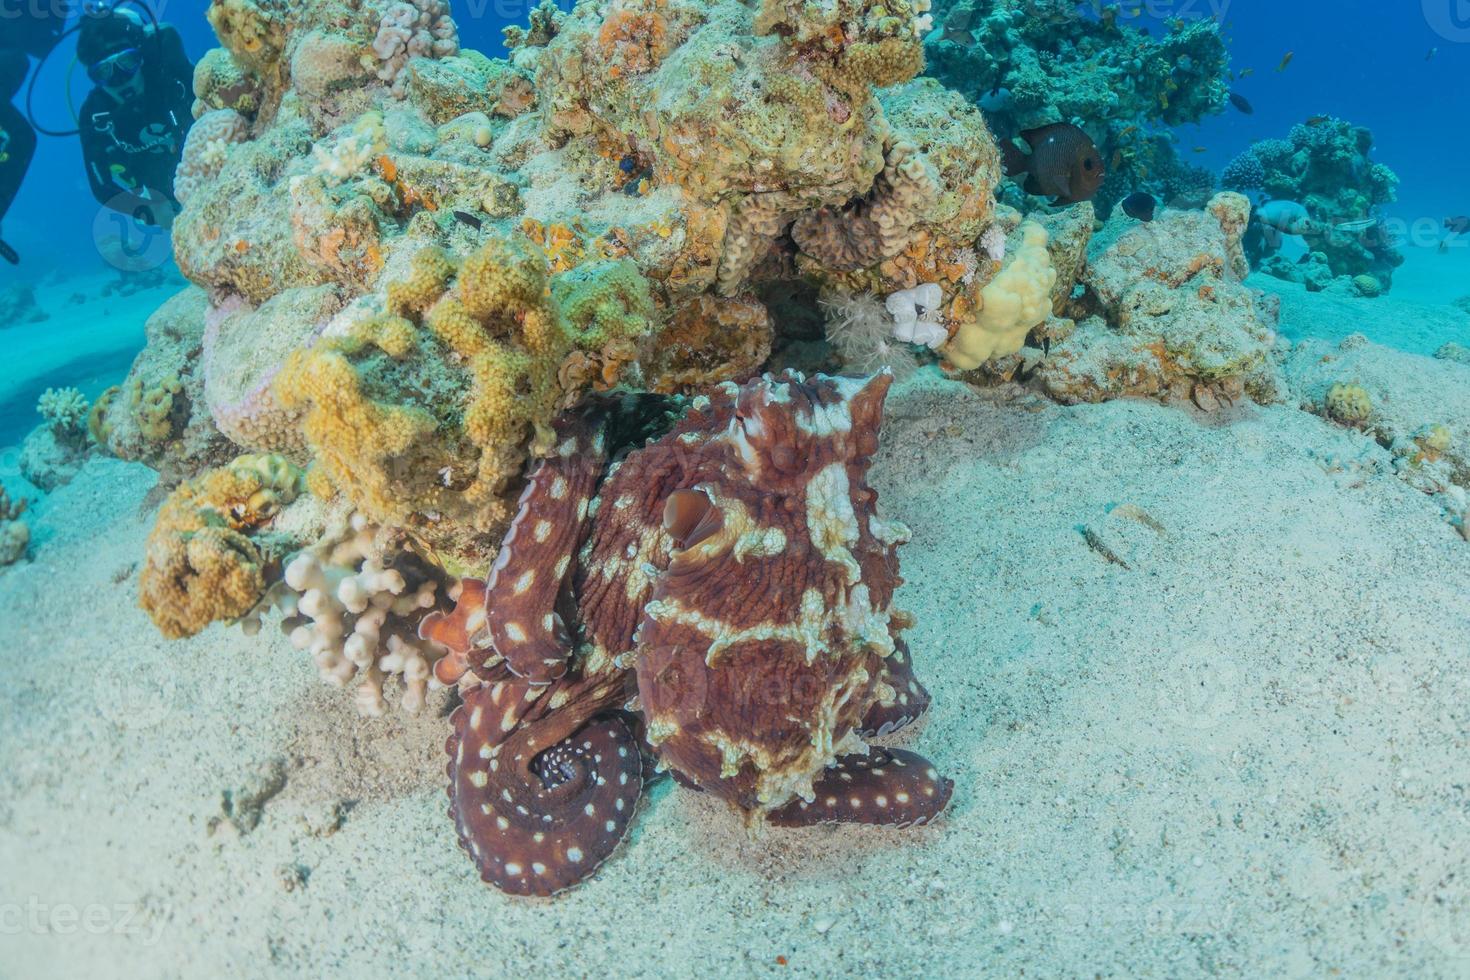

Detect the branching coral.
xmin=243 ymin=514 xmax=449 ymax=715
xmin=37 ymin=388 xmax=90 ymax=448
xmin=138 ymin=454 xmax=305 ymax=639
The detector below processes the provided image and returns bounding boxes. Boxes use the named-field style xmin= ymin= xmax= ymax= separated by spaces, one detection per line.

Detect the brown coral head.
xmin=718 ymin=370 xmax=893 ymax=480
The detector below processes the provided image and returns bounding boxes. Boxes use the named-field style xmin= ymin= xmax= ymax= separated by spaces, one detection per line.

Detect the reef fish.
xmin=1228 ymin=92 xmax=1254 ymax=115
xmin=1001 ymin=123 xmax=1106 ymax=205
xmin=1256 ymin=200 xmax=1317 ymax=248
xmin=1445 ymin=216 xmax=1470 ymax=235
xmin=0 ymin=238 xmax=16 ymax=265
xmin=1121 ymin=192 xmax=1157 ymax=223
xmin=452 ymin=210 xmax=483 ymax=232
xmin=1277 ymin=51 xmax=1294 ymax=72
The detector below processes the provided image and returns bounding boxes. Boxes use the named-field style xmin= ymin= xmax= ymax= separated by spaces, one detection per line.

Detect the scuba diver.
xmin=74 ymin=6 xmax=195 ymax=229
xmin=0 ymin=7 xmax=69 ymax=264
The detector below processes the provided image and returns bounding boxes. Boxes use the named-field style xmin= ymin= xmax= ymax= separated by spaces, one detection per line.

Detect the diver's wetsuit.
xmin=79 ymin=26 xmax=194 ymax=221
xmin=0 ymin=11 xmax=66 ymax=261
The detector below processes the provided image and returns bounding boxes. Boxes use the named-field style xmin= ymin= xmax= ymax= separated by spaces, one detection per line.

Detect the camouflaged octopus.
xmin=419 ymin=371 xmax=952 ymax=896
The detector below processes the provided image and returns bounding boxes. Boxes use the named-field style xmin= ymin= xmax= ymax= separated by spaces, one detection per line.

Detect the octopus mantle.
xmin=420 ymin=371 xmax=951 ymax=896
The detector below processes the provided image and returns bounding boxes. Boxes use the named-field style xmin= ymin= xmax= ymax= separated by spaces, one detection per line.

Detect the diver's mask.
xmin=87 ymin=47 xmax=144 ymax=87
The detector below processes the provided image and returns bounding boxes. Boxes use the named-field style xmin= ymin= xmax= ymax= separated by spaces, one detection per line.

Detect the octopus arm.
xmin=859 ymin=639 xmax=932 ymax=737
xmin=485 ymin=413 xmax=610 ymax=684
xmin=419 ymin=578 xmax=490 ymax=686
xmin=766 ymin=747 xmax=953 ymax=829
xmin=448 ymin=684 xmax=643 ymax=897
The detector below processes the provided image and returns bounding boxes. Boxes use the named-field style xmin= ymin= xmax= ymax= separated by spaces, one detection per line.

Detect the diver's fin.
xmin=0 ymin=239 xmax=17 ymax=266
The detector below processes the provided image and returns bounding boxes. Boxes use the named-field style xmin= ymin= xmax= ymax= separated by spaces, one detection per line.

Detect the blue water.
xmin=2 ymin=1 xmax=1465 ymax=278
xmin=0 ymin=0 xmax=1466 ymax=448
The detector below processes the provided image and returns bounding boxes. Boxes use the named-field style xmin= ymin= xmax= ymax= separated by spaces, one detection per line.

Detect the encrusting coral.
xmin=139 ymin=454 xmax=306 ymax=639
xmin=0 ymin=487 xmax=29 ymax=567
xmin=276 ymin=237 xmax=656 ymax=548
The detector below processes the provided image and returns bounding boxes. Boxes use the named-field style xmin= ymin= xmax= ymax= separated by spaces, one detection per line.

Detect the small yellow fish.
xmin=1277 ymin=51 xmax=1294 ymax=72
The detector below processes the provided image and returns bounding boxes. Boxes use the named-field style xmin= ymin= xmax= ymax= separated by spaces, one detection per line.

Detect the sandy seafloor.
xmin=1 ymin=248 xmax=1469 ymax=978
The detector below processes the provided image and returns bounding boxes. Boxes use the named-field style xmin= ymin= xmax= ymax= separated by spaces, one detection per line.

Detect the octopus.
xmin=419 ymin=371 xmax=952 ymax=896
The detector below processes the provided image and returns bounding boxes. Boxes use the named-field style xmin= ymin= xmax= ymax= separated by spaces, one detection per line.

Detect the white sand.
xmin=1 ymin=339 xmax=1468 ymax=976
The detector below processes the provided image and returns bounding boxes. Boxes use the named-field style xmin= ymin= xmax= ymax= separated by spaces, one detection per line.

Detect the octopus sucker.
xmin=766 ymin=748 xmax=954 ymax=828
xmin=435 ymin=372 xmax=949 ymax=896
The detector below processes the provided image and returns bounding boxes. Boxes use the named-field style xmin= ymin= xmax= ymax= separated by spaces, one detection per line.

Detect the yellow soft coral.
xmin=277 ymin=237 xmax=657 ymax=539
xmin=138 ymin=454 xmax=303 ymax=639
xmin=944 ymin=222 xmax=1056 ymax=371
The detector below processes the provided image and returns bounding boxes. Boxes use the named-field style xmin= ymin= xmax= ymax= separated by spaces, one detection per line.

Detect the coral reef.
xmin=420 ymin=373 xmax=950 ymax=896
xmin=175 ymin=109 xmax=251 ymax=205
xmin=0 ymin=487 xmax=29 ymax=567
xmin=36 ymin=388 xmax=90 ymax=444
xmin=1234 ymin=118 xmax=1404 ymax=288
xmin=275 ymin=240 xmax=656 ymax=551
xmin=925 ymin=0 xmax=1229 ymax=130
xmin=974 ymin=194 xmax=1283 ymax=410
xmin=163 ymin=0 xmax=1021 ymax=559
xmin=99 ymin=288 xmax=235 ymax=481
xmin=20 ymin=388 xmax=94 ymax=492
xmin=925 ymin=0 xmax=1229 ymax=215
xmin=944 ymin=221 xmax=1056 ymax=370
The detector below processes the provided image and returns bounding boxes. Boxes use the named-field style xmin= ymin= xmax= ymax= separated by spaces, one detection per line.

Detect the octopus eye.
xmin=663 ymin=489 xmax=723 ymax=551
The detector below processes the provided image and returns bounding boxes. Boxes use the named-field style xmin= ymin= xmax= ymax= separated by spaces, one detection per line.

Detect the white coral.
xmin=885 ymin=283 xmax=947 ymax=349
xmin=373 ymin=0 xmax=459 ymax=94
xmin=243 ymin=515 xmax=447 ymax=716
xmin=823 ymin=291 xmax=921 ymax=379
xmin=980 ymin=224 xmax=1007 ymax=263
